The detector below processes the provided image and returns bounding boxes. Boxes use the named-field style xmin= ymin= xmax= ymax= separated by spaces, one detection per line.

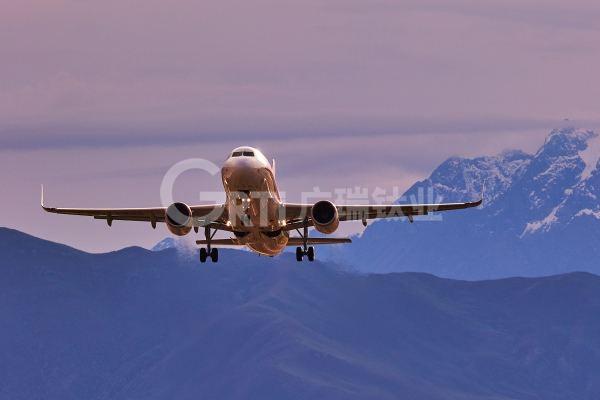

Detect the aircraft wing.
xmin=41 ymin=186 xmax=227 ymax=227
xmin=282 ymin=198 xmax=482 ymax=226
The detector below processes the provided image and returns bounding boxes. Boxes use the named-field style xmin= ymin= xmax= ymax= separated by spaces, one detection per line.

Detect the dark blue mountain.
xmin=323 ymin=127 xmax=600 ymax=279
xmin=2 ymin=227 xmax=600 ymax=400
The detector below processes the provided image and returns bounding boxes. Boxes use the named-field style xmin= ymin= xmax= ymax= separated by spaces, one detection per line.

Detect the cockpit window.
xmin=231 ymin=150 xmax=254 ymax=157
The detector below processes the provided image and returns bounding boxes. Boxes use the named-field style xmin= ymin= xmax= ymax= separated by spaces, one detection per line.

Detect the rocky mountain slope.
xmin=322 ymin=127 xmax=600 ymax=279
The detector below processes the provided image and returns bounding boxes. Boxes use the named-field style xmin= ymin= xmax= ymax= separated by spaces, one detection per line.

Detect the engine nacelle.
xmin=311 ymin=200 xmax=339 ymax=234
xmin=165 ymin=202 xmax=193 ymax=236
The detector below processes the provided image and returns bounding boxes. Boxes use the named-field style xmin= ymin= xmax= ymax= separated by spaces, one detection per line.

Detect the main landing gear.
xmin=199 ymin=226 xmax=219 ymax=263
xmin=295 ymin=223 xmax=315 ymax=262
xmin=296 ymin=246 xmax=314 ymax=262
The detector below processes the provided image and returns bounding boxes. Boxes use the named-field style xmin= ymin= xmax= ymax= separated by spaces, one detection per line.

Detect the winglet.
xmin=41 ymin=184 xmax=53 ymax=212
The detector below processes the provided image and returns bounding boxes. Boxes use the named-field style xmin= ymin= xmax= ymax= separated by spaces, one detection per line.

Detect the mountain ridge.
xmin=2 ymin=226 xmax=600 ymax=400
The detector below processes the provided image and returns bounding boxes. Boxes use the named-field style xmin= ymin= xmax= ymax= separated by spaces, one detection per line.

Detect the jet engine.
xmin=165 ymin=202 xmax=193 ymax=236
xmin=311 ymin=200 xmax=339 ymax=234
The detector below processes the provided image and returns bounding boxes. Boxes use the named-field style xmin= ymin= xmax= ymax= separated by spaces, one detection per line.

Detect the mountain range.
xmin=320 ymin=127 xmax=600 ymax=279
xmin=2 ymin=227 xmax=600 ymax=400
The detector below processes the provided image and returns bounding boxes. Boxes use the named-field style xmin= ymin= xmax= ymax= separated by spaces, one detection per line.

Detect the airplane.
xmin=42 ymin=146 xmax=482 ymax=263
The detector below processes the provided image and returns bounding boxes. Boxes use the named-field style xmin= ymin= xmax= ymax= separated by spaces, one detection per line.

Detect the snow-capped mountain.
xmin=518 ymin=128 xmax=600 ymax=236
xmin=323 ymin=127 xmax=600 ymax=279
xmin=151 ymin=237 xmax=177 ymax=251
xmin=151 ymin=237 xmax=198 ymax=259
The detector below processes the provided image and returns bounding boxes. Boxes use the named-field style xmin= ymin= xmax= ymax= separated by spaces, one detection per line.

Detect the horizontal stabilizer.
xmin=286 ymin=237 xmax=351 ymax=246
xmin=196 ymin=239 xmax=242 ymax=246
xmin=196 ymin=237 xmax=352 ymax=246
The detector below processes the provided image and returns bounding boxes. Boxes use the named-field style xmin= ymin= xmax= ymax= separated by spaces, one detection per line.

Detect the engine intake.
xmin=311 ymin=200 xmax=339 ymax=234
xmin=165 ymin=202 xmax=193 ymax=236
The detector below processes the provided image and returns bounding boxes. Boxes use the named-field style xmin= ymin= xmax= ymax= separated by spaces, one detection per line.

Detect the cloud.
xmin=0 ymin=115 xmax=567 ymax=151
xmin=2 ymin=0 xmax=600 ymax=148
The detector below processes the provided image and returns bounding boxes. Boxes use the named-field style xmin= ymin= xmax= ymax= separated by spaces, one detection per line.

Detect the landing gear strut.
xmin=200 ymin=226 xmax=219 ymax=263
xmin=295 ymin=222 xmax=315 ymax=262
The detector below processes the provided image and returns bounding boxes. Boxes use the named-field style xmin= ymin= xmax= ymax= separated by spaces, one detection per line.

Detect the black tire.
xmin=210 ymin=248 xmax=219 ymax=263
xmin=296 ymin=247 xmax=303 ymax=262
xmin=307 ymin=246 xmax=315 ymax=262
xmin=199 ymin=248 xmax=208 ymax=263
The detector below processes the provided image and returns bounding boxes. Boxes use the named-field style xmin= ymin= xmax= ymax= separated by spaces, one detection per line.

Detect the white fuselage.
xmin=220 ymin=146 xmax=289 ymax=256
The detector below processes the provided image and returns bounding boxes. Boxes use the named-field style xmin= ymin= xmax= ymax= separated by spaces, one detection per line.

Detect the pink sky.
xmin=1 ymin=0 xmax=600 ymax=251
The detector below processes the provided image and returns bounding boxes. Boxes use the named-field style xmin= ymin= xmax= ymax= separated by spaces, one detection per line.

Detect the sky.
xmin=1 ymin=0 xmax=600 ymax=252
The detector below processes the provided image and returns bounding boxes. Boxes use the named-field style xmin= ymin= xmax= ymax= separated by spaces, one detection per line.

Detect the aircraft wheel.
xmin=307 ymin=246 xmax=315 ymax=262
xmin=296 ymin=247 xmax=303 ymax=262
xmin=210 ymin=248 xmax=219 ymax=263
xmin=199 ymin=248 xmax=208 ymax=263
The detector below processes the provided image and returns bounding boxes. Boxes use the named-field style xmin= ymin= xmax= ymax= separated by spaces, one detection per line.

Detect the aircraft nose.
xmin=223 ymin=156 xmax=257 ymax=172
xmin=222 ymin=157 xmax=262 ymax=185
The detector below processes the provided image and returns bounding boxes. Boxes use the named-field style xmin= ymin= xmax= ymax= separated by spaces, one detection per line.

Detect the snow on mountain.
xmin=519 ymin=127 xmax=600 ymax=236
xmin=151 ymin=236 xmax=197 ymax=257
xmin=422 ymin=149 xmax=532 ymax=207
xmin=576 ymin=208 xmax=600 ymax=219
xmin=484 ymin=126 xmax=600 ymax=232
xmin=577 ymin=130 xmax=600 ymax=180
xmin=521 ymin=201 xmax=562 ymax=236
xmin=151 ymin=237 xmax=177 ymax=251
